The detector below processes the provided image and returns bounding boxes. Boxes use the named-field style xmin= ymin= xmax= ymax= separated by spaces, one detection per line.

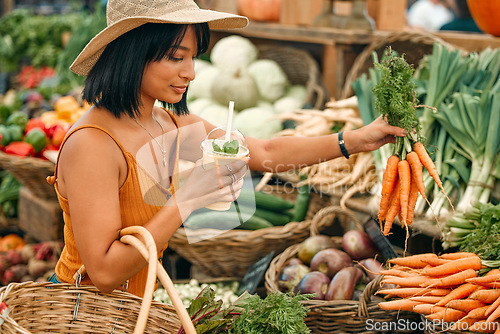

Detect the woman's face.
xmin=141 ymin=26 xmax=197 ymax=106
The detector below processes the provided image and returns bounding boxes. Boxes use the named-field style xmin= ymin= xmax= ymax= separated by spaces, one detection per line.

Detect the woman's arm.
xmin=246 ymin=116 xmax=408 ymax=172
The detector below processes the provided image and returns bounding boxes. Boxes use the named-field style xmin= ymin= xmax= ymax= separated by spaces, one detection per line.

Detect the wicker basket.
xmin=341 ymin=30 xmax=464 ymax=99
xmin=265 ymin=206 xmax=419 ymax=334
xmin=257 ymin=44 xmax=329 ymax=110
xmin=0 ymin=226 xmax=195 ymax=334
xmin=168 ymin=184 xmax=332 ymax=278
xmin=0 ymin=151 xmax=56 ymax=200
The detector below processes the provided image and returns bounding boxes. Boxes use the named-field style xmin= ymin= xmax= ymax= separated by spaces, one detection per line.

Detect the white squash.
xmin=248 ymin=59 xmax=288 ymax=102
xmin=273 ymin=96 xmax=303 ymax=114
xmin=188 ymin=65 xmax=221 ymax=100
xmin=188 ymin=98 xmax=216 ymax=116
xmin=210 ymin=35 xmax=259 ymax=73
xmin=285 ymin=85 xmax=308 ymax=106
xmin=211 ymin=69 xmax=259 ymax=111
xmin=198 ymin=104 xmax=228 ymax=128
xmin=233 ymin=107 xmax=283 ymax=139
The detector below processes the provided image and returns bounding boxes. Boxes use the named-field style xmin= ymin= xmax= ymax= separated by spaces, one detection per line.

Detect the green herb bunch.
xmin=372 ymin=48 xmax=423 ymax=159
xmin=177 ymin=286 xmax=312 ymax=334
xmin=212 ymin=140 xmax=239 ymax=155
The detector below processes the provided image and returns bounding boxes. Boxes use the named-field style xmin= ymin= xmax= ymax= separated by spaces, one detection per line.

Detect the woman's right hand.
xmin=173 ymin=157 xmax=249 ymax=219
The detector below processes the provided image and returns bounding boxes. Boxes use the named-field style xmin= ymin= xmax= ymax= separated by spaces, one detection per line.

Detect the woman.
xmin=48 ymin=0 xmax=407 ymax=297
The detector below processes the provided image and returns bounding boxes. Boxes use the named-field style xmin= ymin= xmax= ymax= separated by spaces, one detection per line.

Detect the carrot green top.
xmin=47 ymin=108 xmax=180 ymax=298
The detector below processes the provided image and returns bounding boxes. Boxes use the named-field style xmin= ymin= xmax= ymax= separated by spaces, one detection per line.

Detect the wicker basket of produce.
xmin=341 ymin=30 xmax=463 ymax=99
xmin=0 ymin=152 xmax=56 ymax=200
xmin=257 ymin=44 xmax=328 ymax=110
xmin=0 ymin=226 xmax=195 ymax=334
xmin=168 ymin=184 xmax=332 ymax=278
xmin=265 ymin=205 xmax=419 ymax=334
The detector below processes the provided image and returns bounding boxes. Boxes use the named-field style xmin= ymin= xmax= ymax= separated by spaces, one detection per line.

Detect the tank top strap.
xmin=161 ymin=107 xmax=180 ymax=129
xmin=49 ymin=125 xmax=127 ymax=182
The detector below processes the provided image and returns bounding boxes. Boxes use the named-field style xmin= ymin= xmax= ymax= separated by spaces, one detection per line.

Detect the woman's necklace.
xmin=134 ymin=113 xmax=168 ymax=167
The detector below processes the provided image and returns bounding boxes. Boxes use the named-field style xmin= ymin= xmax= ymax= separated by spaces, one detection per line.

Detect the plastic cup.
xmin=201 ymin=128 xmax=249 ymax=211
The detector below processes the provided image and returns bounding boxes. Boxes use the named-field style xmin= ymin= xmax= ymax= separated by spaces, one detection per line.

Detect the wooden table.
xmin=211 ymin=22 xmax=500 ymax=101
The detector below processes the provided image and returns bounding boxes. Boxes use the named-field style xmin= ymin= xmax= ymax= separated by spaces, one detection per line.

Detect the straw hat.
xmin=70 ymin=0 xmax=248 ymax=76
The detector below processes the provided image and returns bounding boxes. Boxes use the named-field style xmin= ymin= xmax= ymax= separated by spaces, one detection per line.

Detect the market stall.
xmin=0 ymin=0 xmax=499 ymax=333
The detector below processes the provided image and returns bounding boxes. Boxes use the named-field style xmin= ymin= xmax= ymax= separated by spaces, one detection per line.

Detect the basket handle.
xmin=73 ymin=226 xmax=196 ymax=334
xmin=309 ymin=205 xmax=362 ymax=236
xmin=357 ymin=274 xmax=384 ymax=318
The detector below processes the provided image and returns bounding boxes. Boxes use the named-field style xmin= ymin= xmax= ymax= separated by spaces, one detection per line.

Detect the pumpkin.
xmin=467 ymin=0 xmax=500 ymax=37
xmin=238 ymin=0 xmax=281 ymax=22
xmin=0 ymin=234 xmax=25 ymax=251
xmin=211 ymin=69 xmax=260 ymax=111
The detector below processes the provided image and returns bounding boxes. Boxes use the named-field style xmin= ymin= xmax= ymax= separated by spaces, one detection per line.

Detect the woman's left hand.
xmin=347 ymin=115 xmax=408 ymax=154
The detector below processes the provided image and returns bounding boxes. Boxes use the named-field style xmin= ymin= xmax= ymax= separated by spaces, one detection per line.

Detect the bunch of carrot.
xmin=371 ymin=49 xmax=453 ymax=237
xmin=377 ymin=252 xmax=500 ymax=333
xmin=377 ymin=141 xmax=450 ymax=236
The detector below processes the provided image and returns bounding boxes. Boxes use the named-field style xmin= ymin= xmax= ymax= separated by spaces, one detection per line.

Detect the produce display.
xmin=377 ymin=252 xmax=500 ymax=332
xmin=277 ymin=231 xmax=381 ymax=301
xmin=0 ymin=239 xmax=62 ymax=286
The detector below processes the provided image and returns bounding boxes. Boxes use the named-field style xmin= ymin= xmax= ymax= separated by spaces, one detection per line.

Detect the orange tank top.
xmin=47 ymin=108 xmax=180 ymax=298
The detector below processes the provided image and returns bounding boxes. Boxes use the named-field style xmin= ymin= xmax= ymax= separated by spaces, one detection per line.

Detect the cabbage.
xmin=211 ymin=69 xmax=259 ymax=111
xmin=248 ymin=59 xmax=289 ymax=103
xmin=233 ymin=107 xmax=283 ymax=139
xmin=194 ymin=59 xmax=212 ymax=74
xmin=273 ymin=96 xmax=303 ymax=114
xmin=285 ymin=85 xmax=308 ymax=106
xmin=188 ymin=98 xmax=216 ymax=116
xmin=197 ymin=103 xmax=228 ymax=128
xmin=188 ymin=65 xmax=220 ymax=100
xmin=210 ymin=36 xmax=259 ymax=73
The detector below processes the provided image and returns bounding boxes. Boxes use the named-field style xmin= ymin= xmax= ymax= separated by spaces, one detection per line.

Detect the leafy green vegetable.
xmin=459 ymin=202 xmax=500 ymax=263
xmin=177 ymin=286 xmax=312 ymax=334
xmin=229 ymin=292 xmax=312 ymax=334
xmin=212 ymin=140 xmax=239 ymax=155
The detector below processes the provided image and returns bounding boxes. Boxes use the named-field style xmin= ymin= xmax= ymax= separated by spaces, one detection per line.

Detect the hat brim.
xmin=70 ymin=9 xmax=248 ymax=76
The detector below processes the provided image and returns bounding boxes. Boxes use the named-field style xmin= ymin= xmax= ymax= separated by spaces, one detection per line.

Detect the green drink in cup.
xmin=201 ymin=127 xmax=249 ymax=211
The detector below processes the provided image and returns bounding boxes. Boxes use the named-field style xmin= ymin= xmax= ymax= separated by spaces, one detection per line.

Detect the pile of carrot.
xmin=378 ymin=141 xmax=452 ymax=237
xmin=377 ymin=252 xmax=500 ymax=333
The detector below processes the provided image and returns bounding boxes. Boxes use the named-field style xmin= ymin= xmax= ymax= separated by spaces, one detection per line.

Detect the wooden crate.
xmin=280 ymin=0 xmax=323 ymax=26
xmin=18 ymin=187 xmax=64 ymax=242
xmin=367 ymin=0 xmax=408 ymax=30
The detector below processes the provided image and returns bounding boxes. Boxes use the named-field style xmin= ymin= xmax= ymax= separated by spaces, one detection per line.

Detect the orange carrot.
xmin=468 ymin=305 xmax=493 ymax=319
xmin=421 ymin=255 xmax=482 ymax=276
xmin=470 ymin=289 xmax=500 ymax=304
xmin=412 ymin=303 xmax=446 ymax=315
xmin=406 ymin=174 xmax=420 ymax=226
xmin=398 ymin=159 xmax=411 ymax=225
xmin=406 ymin=151 xmax=426 ymax=198
xmin=377 ymin=299 xmax=422 ymax=312
xmin=436 ymin=282 xmax=479 ymax=306
xmin=383 ymin=179 xmax=400 ymax=236
xmin=379 ymin=269 xmax=415 ymax=277
xmin=426 ymin=308 xmax=466 ymax=322
xmin=377 ymin=287 xmax=450 ymax=298
xmin=388 ymin=253 xmax=439 ymax=269
xmin=413 ymin=141 xmax=454 ymax=211
xmin=439 ymin=252 xmax=479 ymax=260
xmin=446 ymin=299 xmax=486 ymax=313
xmin=409 ymin=296 xmax=443 ymax=304
xmin=475 ymin=282 xmax=500 ymax=289
xmin=420 ymin=257 xmax=452 ymax=267
xmin=378 ymin=155 xmax=400 ymax=223
xmin=467 ymin=274 xmax=500 ymax=284
xmin=382 ymin=275 xmax=431 ymax=287
xmin=486 ymin=295 xmax=500 ymax=320
xmin=420 ymin=268 xmax=477 ymax=288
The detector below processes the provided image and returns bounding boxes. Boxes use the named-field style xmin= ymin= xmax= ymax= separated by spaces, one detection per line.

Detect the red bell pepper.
xmin=25 ymin=118 xmax=46 ymax=134
xmin=4 ymin=142 xmax=35 ymax=157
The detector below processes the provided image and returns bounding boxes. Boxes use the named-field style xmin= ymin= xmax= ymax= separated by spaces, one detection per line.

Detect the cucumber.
xmin=185 ymin=210 xmax=272 ymax=231
xmin=236 ymin=189 xmax=294 ymax=213
xmin=237 ymin=216 xmax=273 ymax=230
xmin=237 ymin=205 xmax=291 ymax=226
xmin=291 ymin=174 xmax=311 ymax=222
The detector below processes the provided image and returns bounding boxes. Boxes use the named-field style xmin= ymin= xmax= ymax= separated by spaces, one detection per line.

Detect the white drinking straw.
xmin=225 ymin=101 xmax=234 ymax=142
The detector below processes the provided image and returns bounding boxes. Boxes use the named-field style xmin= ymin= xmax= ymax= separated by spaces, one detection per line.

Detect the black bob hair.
xmin=82 ymin=22 xmax=210 ymax=119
